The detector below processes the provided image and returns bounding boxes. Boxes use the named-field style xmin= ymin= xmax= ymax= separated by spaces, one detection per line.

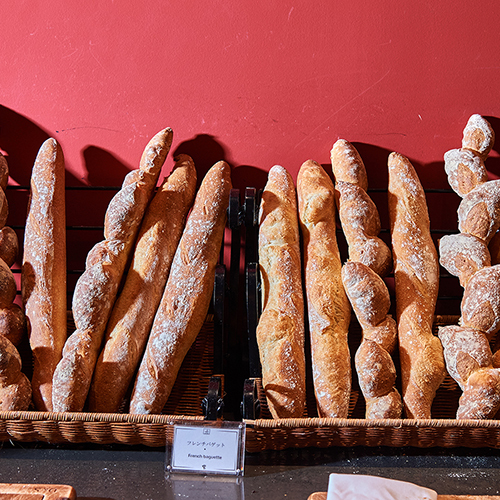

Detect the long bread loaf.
xmin=129 ymin=160 xmax=231 ymax=414
xmin=22 ymin=138 xmax=66 ymax=411
xmin=52 ymin=128 xmax=172 ymax=412
xmin=388 ymin=152 xmax=445 ymax=418
xmin=297 ymin=159 xmax=351 ymax=418
xmin=256 ymin=165 xmax=306 ymax=419
xmin=89 ymin=154 xmax=197 ymax=412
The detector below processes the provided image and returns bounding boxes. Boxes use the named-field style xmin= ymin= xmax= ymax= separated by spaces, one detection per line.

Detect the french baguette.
xmin=255 ymin=165 xmax=306 ymax=419
xmin=52 ymin=128 xmax=172 ymax=412
xmin=388 ymin=152 xmax=445 ymax=418
xmin=89 ymin=154 xmax=197 ymax=412
xmin=297 ymin=159 xmax=351 ymax=418
xmin=462 ymin=113 xmax=495 ymax=160
xmin=22 ymin=138 xmax=66 ymax=411
xmin=129 ymin=160 xmax=231 ymax=414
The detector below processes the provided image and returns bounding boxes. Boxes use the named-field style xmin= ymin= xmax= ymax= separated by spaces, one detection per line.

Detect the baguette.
xmin=462 ymin=113 xmax=495 ymax=160
xmin=297 ymin=159 xmax=351 ymax=418
xmin=255 ymin=165 xmax=306 ymax=418
xmin=0 ymin=335 xmax=32 ymax=411
xmin=89 ymin=154 xmax=197 ymax=412
xmin=129 ymin=160 xmax=231 ymax=414
xmin=22 ymin=138 xmax=66 ymax=411
xmin=52 ymin=128 xmax=172 ymax=412
xmin=443 ymin=148 xmax=487 ymax=198
xmin=388 ymin=152 xmax=445 ymax=418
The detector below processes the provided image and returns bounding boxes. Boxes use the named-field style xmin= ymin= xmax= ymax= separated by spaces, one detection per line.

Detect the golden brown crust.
xmin=129 ymin=161 xmax=231 ymax=414
xmin=330 ymin=139 xmax=368 ymax=192
xmin=0 ymin=334 xmax=32 ymax=410
xmin=0 ymin=226 xmax=19 ymax=268
xmin=0 ymin=304 xmax=27 ymax=347
xmin=462 ymin=114 xmax=495 ymax=160
xmin=444 ymin=148 xmax=487 ymax=197
xmin=255 ymin=165 xmax=306 ymax=419
xmin=297 ymin=159 xmax=351 ymax=418
xmin=52 ymin=128 xmax=172 ymax=412
xmin=22 ymin=138 xmax=66 ymax=411
xmin=388 ymin=152 xmax=445 ymax=419
xmin=89 ymin=155 xmax=197 ymax=412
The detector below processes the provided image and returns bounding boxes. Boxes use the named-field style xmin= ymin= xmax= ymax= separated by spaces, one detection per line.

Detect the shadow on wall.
xmin=83 ymin=145 xmax=132 ymax=187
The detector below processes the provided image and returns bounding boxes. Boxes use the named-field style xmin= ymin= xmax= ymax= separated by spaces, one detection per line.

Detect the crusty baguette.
xmin=439 ymin=233 xmax=491 ymax=288
xmin=443 ymin=148 xmax=487 ymax=198
xmin=388 ymin=152 xmax=445 ymax=419
xmin=21 ymin=138 xmax=66 ymax=411
xmin=462 ymin=113 xmax=495 ymax=160
xmin=331 ymin=139 xmax=391 ymax=277
xmin=341 ymin=261 xmax=402 ymax=419
xmin=0 ymin=335 xmax=32 ymax=411
xmin=52 ymin=128 xmax=172 ymax=412
xmin=255 ymin=165 xmax=306 ymax=419
xmin=297 ymin=159 xmax=351 ymax=418
xmin=438 ymin=325 xmax=500 ymax=419
xmin=89 ymin=154 xmax=197 ymax=412
xmin=129 ymin=160 xmax=231 ymax=414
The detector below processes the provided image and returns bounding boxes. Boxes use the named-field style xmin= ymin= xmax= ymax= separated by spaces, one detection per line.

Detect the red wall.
xmin=2 ymin=1 xmax=500 ymax=314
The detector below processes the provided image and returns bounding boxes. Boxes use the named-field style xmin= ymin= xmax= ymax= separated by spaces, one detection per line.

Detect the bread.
xmin=331 ymin=140 xmax=391 ymax=277
xmin=22 ymin=138 xmax=66 ymax=411
xmin=460 ymin=264 xmax=500 ymax=339
xmin=52 ymin=128 xmax=172 ymax=412
xmin=439 ymin=233 xmax=491 ymax=287
xmin=342 ymin=261 xmax=401 ymax=418
xmin=388 ymin=152 xmax=445 ymax=419
xmin=0 ymin=304 xmax=26 ymax=348
xmin=89 ymin=154 xmax=197 ymax=412
xmin=129 ymin=160 xmax=231 ymax=414
xmin=438 ymin=325 xmax=500 ymax=419
xmin=254 ymin=165 xmax=306 ymax=419
xmin=458 ymin=179 xmax=500 ymax=244
xmin=0 ymin=226 xmax=19 ymax=268
xmin=0 ymin=335 xmax=32 ymax=411
xmin=443 ymin=148 xmax=487 ymax=197
xmin=297 ymin=159 xmax=351 ymax=418
xmin=462 ymin=113 xmax=495 ymax=160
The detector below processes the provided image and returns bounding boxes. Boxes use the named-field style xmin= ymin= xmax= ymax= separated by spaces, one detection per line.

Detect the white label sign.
xmin=170 ymin=423 xmax=245 ymax=475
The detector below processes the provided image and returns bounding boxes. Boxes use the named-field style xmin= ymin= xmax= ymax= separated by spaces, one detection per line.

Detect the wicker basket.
xmin=0 ymin=318 xmax=216 ymax=447
xmin=243 ymin=315 xmax=500 ymax=452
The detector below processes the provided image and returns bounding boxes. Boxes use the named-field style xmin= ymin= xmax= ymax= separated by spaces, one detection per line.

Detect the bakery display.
xmin=256 ymin=165 xmax=306 ymax=419
xmin=297 ymin=159 xmax=351 ymax=418
xmin=388 ymin=152 xmax=445 ymax=419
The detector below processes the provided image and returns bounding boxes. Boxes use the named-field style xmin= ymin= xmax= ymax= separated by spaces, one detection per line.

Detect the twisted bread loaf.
xmin=22 ymin=139 xmax=66 ymax=411
xmin=255 ymin=165 xmax=306 ymax=419
xmin=89 ymin=154 xmax=197 ymax=412
xmin=331 ymin=140 xmax=391 ymax=277
xmin=341 ymin=261 xmax=401 ymax=418
xmin=388 ymin=152 xmax=445 ymax=418
xmin=0 ymin=335 xmax=31 ymax=411
xmin=439 ymin=114 xmax=500 ymax=419
xmin=331 ymin=140 xmax=400 ymax=418
xmin=129 ymin=160 xmax=231 ymax=414
xmin=297 ymin=159 xmax=351 ymax=418
xmin=52 ymin=128 xmax=172 ymax=412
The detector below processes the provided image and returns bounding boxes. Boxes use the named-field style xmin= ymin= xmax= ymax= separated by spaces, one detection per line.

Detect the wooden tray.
xmin=0 ymin=483 xmax=76 ymax=500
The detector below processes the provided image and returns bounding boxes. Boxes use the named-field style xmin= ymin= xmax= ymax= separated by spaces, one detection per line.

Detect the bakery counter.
xmin=0 ymin=442 xmax=499 ymax=499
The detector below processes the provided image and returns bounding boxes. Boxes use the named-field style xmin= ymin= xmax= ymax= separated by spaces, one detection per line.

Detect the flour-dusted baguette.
xmin=52 ymin=128 xmax=172 ymax=412
xmin=341 ymin=261 xmax=402 ymax=419
xmin=129 ymin=160 xmax=231 ymax=414
xmin=0 ymin=335 xmax=32 ymax=411
xmin=254 ymin=165 xmax=306 ymax=419
xmin=462 ymin=113 xmax=495 ymax=160
xmin=443 ymin=148 xmax=487 ymax=198
xmin=297 ymin=159 xmax=351 ymax=418
xmin=388 ymin=152 xmax=445 ymax=419
xmin=21 ymin=138 xmax=66 ymax=411
xmin=438 ymin=325 xmax=500 ymax=419
xmin=89 ymin=154 xmax=197 ymax=412
xmin=331 ymin=139 xmax=391 ymax=277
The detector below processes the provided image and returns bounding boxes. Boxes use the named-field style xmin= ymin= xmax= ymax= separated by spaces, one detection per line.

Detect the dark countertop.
xmin=0 ymin=442 xmax=499 ymax=499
